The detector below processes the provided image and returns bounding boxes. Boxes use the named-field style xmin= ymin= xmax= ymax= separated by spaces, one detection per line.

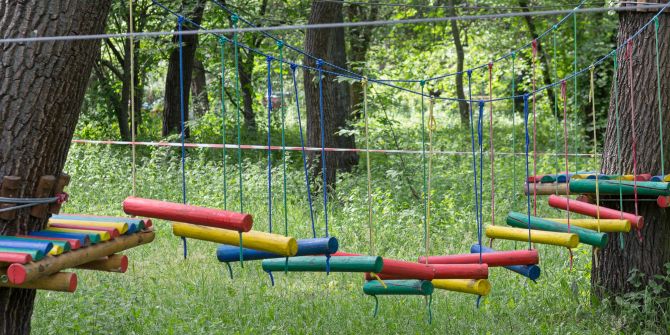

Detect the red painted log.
xmin=548 ymin=195 xmax=643 ymax=230
xmin=417 ymin=249 xmax=538 ymax=267
xmin=15 ymin=235 xmax=82 ymax=250
xmin=48 ymin=223 xmax=120 ymax=239
xmin=332 ymin=252 xmax=434 ymax=279
xmin=0 ymin=252 xmax=32 ymax=265
xmin=432 ymin=264 xmax=489 ymax=279
xmin=122 ymin=196 xmax=252 ymax=232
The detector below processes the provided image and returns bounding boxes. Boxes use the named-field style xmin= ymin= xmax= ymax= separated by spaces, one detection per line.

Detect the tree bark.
xmin=305 ymin=0 xmax=358 ymax=187
xmin=162 ymin=1 xmax=205 ymax=137
xmin=448 ymin=0 xmax=470 ymax=127
xmin=191 ymin=58 xmax=209 ymax=117
xmin=0 ymin=2 xmax=111 ymax=334
xmin=594 ymin=10 xmax=670 ymax=296
xmin=518 ymin=0 xmax=557 ymax=115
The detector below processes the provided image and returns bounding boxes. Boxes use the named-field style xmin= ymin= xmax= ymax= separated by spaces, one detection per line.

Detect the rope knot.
xmin=560 ymin=80 xmax=567 ymax=98
xmin=56 ymin=192 xmax=69 ymax=204
xmin=316 ymin=59 xmax=324 ymax=68
xmin=552 ymin=24 xmax=558 ymax=30
xmin=511 ymin=51 xmax=516 ymax=59
xmin=361 ymin=77 xmax=368 ymax=87
xmin=266 ymin=55 xmax=274 ymax=63
xmin=276 ymin=40 xmax=284 ymax=49
xmin=231 ymin=14 xmax=239 ymax=24
xmin=523 ymin=93 xmax=530 ymax=102
xmin=466 ymin=69 xmax=473 ymax=77
xmin=218 ymin=36 xmax=227 ymax=44
xmin=531 ymin=39 xmax=538 ymax=57
xmin=177 ymin=15 xmax=184 ymax=24
xmin=290 ymin=63 xmax=298 ymax=71
xmin=478 ymin=100 xmax=484 ymax=108
xmin=487 ymin=62 xmax=493 ymax=70
xmin=420 ymin=80 xmax=426 ymax=87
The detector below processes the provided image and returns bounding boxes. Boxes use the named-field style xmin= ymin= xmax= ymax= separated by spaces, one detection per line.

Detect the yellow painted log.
xmin=485 ymin=226 xmax=579 ymax=248
xmin=664 ymin=175 xmax=670 ymax=182
xmin=48 ymin=245 xmax=65 ymax=256
xmin=0 ymin=272 xmax=77 ymax=292
xmin=432 ymin=279 xmax=491 ymax=296
xmin=523 ymin=183 xmax=568 ymax=195
xmin=610 ymin=175 xmax=635 ymax=181
xmin=172 ymin=222 xmax=298 ymax=256
xmin=46 ymin=227 xmax=111 ymax=241
xmin=48 ymin=219 xmax=129 ymax=234
xmin=545 ymin=218 xmax=631 ymax=233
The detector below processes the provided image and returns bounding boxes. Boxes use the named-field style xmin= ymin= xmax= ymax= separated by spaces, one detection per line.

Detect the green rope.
xmin=573 ymin=12 xmax=579 ymax=171
xmin=232 ymin=15 xmax=243 ymax=213
xmin=614 ymin=52 xmax=624 ymax=250
xmin=552 ymin=29 xmax=560 ymax=180
xmin=277 ymin=41 xmax=288 ymax=239
xmin=654 ymin=17 xmax=665 ymax=176
xmin=512 ymin=52 xmax=519 ymax=209
xmin=419 ymin=81 xmax=428 ymax=261
xmin=231 ymin=15 xmax=244 ymax=268
xmin=363 ymin=78 xmax=374 ymax=255
xmin=219 ymin=37 xmax=228 ymax=210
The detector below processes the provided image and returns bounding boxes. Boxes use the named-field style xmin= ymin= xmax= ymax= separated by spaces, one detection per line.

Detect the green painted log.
xmin=540 ymin=175 xmax=556 ymax=183
xmin=506 ymin=212 xmax=608 ymax=248
xmin=262 ymin=256 xmax=383 ymax=273
xmin=569 ymin=179 xmax=670 ymax=196
xmin=363 ymin=280 xmax=434 ymax=296
xmin=0 ymin=247 xmax=45 ymax=261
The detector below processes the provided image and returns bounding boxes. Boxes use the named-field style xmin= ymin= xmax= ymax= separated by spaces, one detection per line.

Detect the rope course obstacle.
xmin=31 ymin=0 xmax=668 ymax=324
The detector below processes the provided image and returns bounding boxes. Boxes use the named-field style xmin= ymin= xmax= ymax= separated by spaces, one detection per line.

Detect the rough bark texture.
xmin=191 ymin=58 xmax=209 ymax=117
xmin=0 ymin=2 xmax=111 ymax=333
xmin=162 ymin=1 xmax=205 ymax=137
xmin=594 ymin=10 xmax=670 ymax=296
xmin=305 ymin=0 xmax=358 ymax=186
xmin=448 ymin=0 xmax=470 ymax=127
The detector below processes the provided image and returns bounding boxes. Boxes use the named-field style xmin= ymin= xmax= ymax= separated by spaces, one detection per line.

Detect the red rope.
xmin=626 ymin=41 xmax=643 ymax=242
xmin=489 ymin=62 xmax=495 ymax=227
xmin=531 ymin=39 xmax=539 ymax=216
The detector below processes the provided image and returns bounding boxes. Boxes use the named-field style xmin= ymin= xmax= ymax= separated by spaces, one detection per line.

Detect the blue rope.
xmin=317 ymin=59 xmax=329 ymax=238
xmin=523 ymin=94 xmax=532 ymax=250
xmin=290 ymin=64 xmax=317 ymax=238
xmin=267 ymin=56 xmax=274 ymax=234
xmin=316 ymin=59 xmax=331 ymax=274
xmin=177 ymin=16 xmax=188 ymax=259
xmin=477 ymin=100 xmax=485 ymax=263
xmin=467 ymin=70 xmax=481 ymax=263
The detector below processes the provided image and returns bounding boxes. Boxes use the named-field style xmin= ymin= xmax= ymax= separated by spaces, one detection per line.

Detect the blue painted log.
xmin=0 ymin=237 xmax=53 ymax=256
xmin=217 ymin=237 xmax=339 ymax=262
xmin=470 ymin=244 xmax=541 ymax=281
xmin=29 ymin=231 xmax=95 ymax=245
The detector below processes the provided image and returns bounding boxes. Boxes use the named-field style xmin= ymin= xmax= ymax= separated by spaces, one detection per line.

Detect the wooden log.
xmin=0 ymin=272 xmax=77 ymax=293
xmin=1 ymin=230 xmax=154 ymax=285
xmin=523 ymin=183 xmax=568 ymax=195
xmin=48 ymin=173 xmax=70 ymax=214
xmin=30 ymin=175 xmax=56 ymax=218
xmin=75 ymin=254 xmax=128 ymax=273
xmin=0 ymin=176 xmax=20 ymax=220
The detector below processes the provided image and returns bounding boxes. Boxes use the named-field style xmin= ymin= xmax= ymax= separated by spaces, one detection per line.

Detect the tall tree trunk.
xmin=305 ymin=0 xmax=358 ymax=187
xmin=162 ymin=1 xmax=205 ymax=137
xmin=519 ymin=0 xmax=557 ymax=115
xmin=594 ymin=9 xmax=670 ymax=296
xmin=191 ymin=59 xmax=209 ymax=117
xmin=0 ymin=2 xmax=111 ymax=334
xmin=347 ymin=3 xmax=377 ymax=119
xmin=448 ymin=0 xmax=470 ymax=127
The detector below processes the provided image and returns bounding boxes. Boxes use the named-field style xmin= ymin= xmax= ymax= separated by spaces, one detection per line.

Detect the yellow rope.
xmin=370 ymin=273 xmax=387 ymax=288
xmin=363 ymin=77 xmax=374 ymax=256
xmin=589 ymin=67 xmax=601 ymax=233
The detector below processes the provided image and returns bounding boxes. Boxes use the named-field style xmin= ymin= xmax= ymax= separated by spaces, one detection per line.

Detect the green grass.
xmin=30 ymin=122 xmax=632 ymax=334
